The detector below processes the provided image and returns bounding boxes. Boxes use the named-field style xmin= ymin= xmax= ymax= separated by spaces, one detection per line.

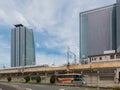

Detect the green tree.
xmin=24 ymin=76 xmax=30 ymax=83
xmin=36 ymin=75 xmax=41 ymax=83
xmin=114 ymin=86 xmax=120 ymax=90
xmin=50 ymin=75 xmax=56 ymax=84
xmin=7 ymin=76 xmax=12 ymax=82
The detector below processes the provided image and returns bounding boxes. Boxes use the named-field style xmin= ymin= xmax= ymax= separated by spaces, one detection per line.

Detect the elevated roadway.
xmin=0 ymin=61 xmax=120 ymax=74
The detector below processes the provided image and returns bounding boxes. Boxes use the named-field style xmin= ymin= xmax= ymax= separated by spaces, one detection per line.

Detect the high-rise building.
xmin=11 ymin=24 xmax=35 ymax=67
xmin=116 ymin=0 xmax=120 ymax=52
xmin=80 ymin=0 xmax=120 ymax=63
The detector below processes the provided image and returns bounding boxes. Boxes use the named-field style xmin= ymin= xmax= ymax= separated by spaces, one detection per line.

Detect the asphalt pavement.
xmin=0 ymin=83 xmax=107 ymax=90
xmin=10 ymin=83 xmax=105 ymax=90
xmin=0 ymin=83 xmax=25 ymax=90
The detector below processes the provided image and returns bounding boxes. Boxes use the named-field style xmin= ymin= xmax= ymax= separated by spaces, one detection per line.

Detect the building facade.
xmin=80 ymin=0 xmax=120 ymax=63
xmin=117 ymin=0 xmax=120 ymax=52
xmin=11 ymin=24 xmax=35 ymax=67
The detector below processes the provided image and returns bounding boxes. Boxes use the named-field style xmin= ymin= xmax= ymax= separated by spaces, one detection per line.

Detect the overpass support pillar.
xmin=115 ymin=68 xmax=120 ymax=83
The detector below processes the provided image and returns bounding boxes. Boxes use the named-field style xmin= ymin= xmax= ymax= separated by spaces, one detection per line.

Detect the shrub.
xmin=36 ymin=75 xmax=41 ymax=83
xmin=114 ymin=86 xmax=120 ymax=90
xmin=7 ymin=76 xmax=12 ymax=82
xmin=50 ymin=75 xmax=56 ymax=84
xmin=24 ymin=76 xmax=30 ymax=83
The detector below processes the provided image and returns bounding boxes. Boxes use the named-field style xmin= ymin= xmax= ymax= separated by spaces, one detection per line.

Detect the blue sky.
xmin=0 ymin=0 xmax=116 ymax=68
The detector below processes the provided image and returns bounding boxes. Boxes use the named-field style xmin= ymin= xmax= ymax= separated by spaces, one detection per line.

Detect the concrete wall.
xmin=84 ymin=75 xmax=98 ymax=84
xmin=115 ymin=68 xmax=120 ymax=83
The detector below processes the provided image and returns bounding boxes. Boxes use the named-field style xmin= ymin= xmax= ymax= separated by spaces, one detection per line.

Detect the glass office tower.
xmin=80 ymin=5 xmax=116 ymax=63
xmin=117 ymin=0 xmax=120 ymax=52
xmin=11 ymin=24 xmax=35 ymax=67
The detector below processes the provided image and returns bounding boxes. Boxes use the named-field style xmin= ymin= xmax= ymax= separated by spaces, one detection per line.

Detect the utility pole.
xmin=66 ymin=46 xmax=77 ymax=73
xmin=67 ymin=46 xmax=77 ymax=64
xmin=67 ymin=46 xmax=70 ymax=65
xmin=70 ymin=51 xmax=77 ymax=64
xmin=67 ymin=46 xmax=70 ymax=73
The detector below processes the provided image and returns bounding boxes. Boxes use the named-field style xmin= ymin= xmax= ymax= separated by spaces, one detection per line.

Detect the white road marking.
xmin=59 ymin=89 xmax=65 ymax=90
xmin=26 ymin=88 xmax=32 ymax=90
xmin=11 ymin=85 xmax=19 ymax=87
xmin=0 ymin=88 xmax=2 ymax=90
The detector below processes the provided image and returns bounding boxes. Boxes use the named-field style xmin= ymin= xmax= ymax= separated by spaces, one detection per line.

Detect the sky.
xmin=0 ymin=0 xmax=116 ymax=68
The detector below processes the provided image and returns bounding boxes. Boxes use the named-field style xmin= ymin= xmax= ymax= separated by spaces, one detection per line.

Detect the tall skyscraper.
xmin=11 ymin=24 xmax=35 ymax=67
xmin=80 ymin=0 xmax=120 ymax=63
xmin=116 ymin=0 xmax=120 ymax=52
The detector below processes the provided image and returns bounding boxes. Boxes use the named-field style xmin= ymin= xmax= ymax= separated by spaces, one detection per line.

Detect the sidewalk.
xmin=87 ymin=83 xmax=120 ymax=88
xmin=56 ymin=82 xmax=120 ymax=89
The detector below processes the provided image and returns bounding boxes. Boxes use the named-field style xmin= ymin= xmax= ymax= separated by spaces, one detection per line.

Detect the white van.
xmin=72 ymin=78 xmax=86 ymax=85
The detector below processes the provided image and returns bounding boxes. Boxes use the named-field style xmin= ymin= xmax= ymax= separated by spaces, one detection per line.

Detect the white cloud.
xmin=0 ymin=42 xmax=10 ymax=68
xmin=0 ymin=34 xmax=10 ymax=68
xmin=0 ymin=0 xmax=116 ymax=66
xmin=35 ymin=42 xmax=41 ymax=48
xmin=14 ymin=11 xmax=29 ymax=26
xmin=0 ymin=53 xmax=10 ymax=68
xmin=0 ymin=35 xmax=10 ymax=49
xmin=36 ymin=52 xmax=67 ymax=66
xmin=0 ymin=42 xmax=10 ymax=49
xmin=36 ymin=51 xmax=80 ymax=66
xmin=0 ymin=35 xmax=4 ymax=38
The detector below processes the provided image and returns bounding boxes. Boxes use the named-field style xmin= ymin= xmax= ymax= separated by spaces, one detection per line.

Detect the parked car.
xmin=71 ymin=78 xmax=87 ymax=85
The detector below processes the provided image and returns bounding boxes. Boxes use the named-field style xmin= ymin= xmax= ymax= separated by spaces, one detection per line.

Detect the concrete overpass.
xmin=0 ymin=61 xmax=120 ymax=74
xmin=0 ymin=61 xmax=120 ymax=84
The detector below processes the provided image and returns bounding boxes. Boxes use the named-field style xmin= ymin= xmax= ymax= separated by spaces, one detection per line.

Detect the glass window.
xmin=110 ymin=55 xmax=114 ymax=59
xmin=99 ymin=57 xmax=102 ymax=60
xmin=100 ymin=76 xmax=114 ymax=80
xmin=80 ymin=5 xmax=116 ymax=62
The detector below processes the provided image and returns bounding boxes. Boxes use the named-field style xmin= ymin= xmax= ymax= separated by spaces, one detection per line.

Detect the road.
xmin=6 ymin=83 xmax=105 ymax=90
xmin=0 ymin=83 xmax=25 ymax=90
